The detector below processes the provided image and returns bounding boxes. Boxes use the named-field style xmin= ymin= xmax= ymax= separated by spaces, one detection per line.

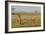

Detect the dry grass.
xmin=11 ymin=13 xmax=41 ymax=28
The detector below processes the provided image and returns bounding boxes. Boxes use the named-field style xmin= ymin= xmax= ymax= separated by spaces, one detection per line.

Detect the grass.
xmin=11 ymin=13 xmax=41 ymax=28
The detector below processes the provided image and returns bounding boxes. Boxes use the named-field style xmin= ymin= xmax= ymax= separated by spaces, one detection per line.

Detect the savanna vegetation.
xmin=11 ymin=12 xmax=41 ymax=28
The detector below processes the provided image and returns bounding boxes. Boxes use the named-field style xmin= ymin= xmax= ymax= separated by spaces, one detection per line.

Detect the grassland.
xmin=11 ymin=12 xmax=41 ymax=28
